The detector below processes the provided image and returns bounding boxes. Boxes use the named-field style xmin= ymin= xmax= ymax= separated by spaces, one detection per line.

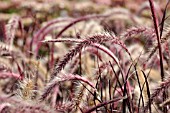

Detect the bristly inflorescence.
xmin=144 ymin=77 xmax=170 ymax=112
xmin=51 ymin=32 xmax=114 ymax=79
xmin=5 ymin=16 xmax=20 ymax=47
xmin=40 ymin=73 xmax=96 ymax=101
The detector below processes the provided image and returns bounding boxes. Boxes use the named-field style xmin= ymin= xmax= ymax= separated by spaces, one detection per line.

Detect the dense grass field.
xmin=0 ymin=0 xmax=170 ymax=112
